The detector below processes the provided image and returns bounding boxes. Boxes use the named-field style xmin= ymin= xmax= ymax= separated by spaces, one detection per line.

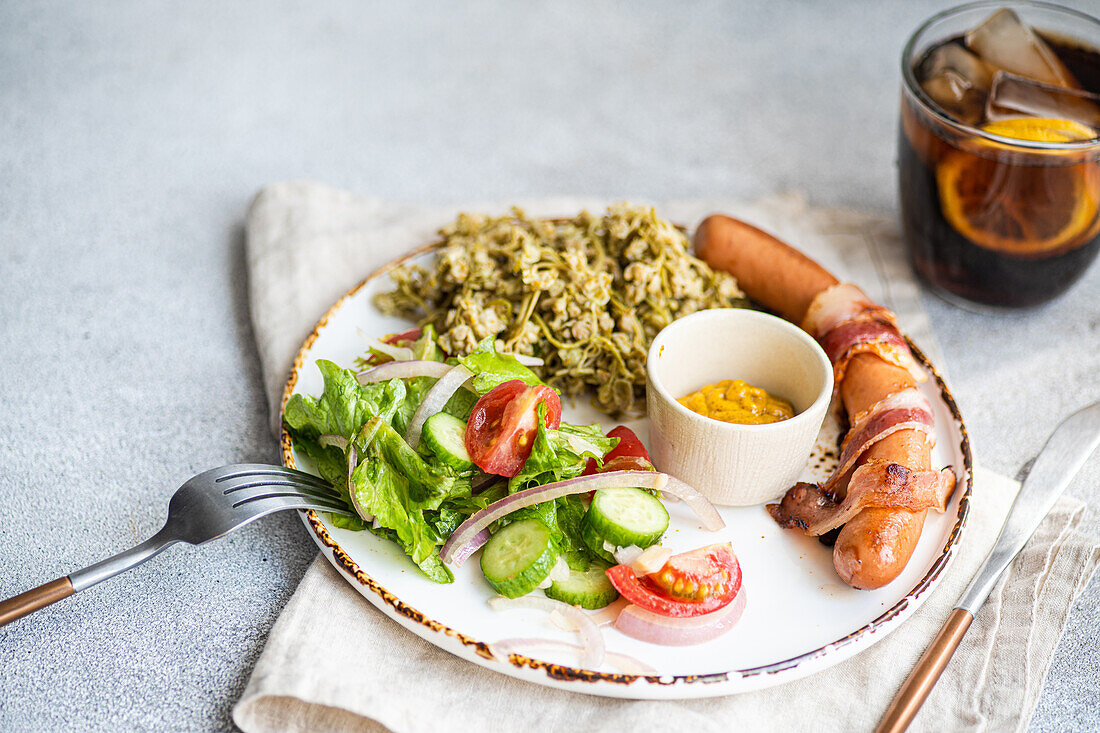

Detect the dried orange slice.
xmin=936 ymin=118 xmax=1100 ymax=255
xmin=982 ymin=118 xmax=1096 ymax=143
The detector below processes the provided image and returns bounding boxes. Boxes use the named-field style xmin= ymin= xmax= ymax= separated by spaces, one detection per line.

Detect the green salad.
xmin=283 ymin=326 xmax=657 ymax=590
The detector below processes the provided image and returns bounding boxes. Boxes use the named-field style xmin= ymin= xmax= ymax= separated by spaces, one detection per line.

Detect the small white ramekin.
xmin=646 ymin=308 xmax=833 ymax=507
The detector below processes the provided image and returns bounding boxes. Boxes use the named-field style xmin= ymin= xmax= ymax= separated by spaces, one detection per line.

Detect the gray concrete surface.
xmin=1 ymin=1 xmax=1097 ymax=730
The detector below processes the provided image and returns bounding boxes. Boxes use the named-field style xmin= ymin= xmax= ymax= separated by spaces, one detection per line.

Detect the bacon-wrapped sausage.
xmin=805 ymin=283 xmax=926 ymax=390
xmin=824 ymin=386 xmax=936 ymax=495
xmin=769 ymin=461 xmax=956 ymax=536
xmin=694 ymin=214 xmax=957 ymax=589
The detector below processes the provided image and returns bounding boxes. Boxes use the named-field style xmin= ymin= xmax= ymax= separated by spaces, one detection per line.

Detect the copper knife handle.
xmin=876 ymin=607 xmax=974 ymax=733
xmin=0 ymin=577 xmax=74 ymax=627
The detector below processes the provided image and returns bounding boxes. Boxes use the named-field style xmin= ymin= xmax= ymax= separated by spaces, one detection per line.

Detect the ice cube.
xmin=966 ymin=8 xmax=1077 ymax=88
xmin=985 ymin=71 xmax=1100 ymax=131
xmin=922 ymin=69 xmax=986 ymax=125
xmin=920 ymin=42 xmax=995 ymax=93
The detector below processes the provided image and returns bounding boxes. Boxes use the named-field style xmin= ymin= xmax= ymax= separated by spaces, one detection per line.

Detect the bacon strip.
xmin=801 ymin=283 xmax=895 ymax=338
xmin=822 ymin=387 xmax=935 ymax=495
xmin=803 ymin=283 xmax=926 ymax=387
xmin=767 ymin=461 xmax=956 ymax=537
xmin=822 ymin=318 xmax=926 ymax=386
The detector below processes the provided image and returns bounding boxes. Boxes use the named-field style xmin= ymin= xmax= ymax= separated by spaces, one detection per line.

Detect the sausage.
xmin=832 ymin=355 xmax=928 ymax=589
xmin=694 ymin=215 xmax=838 ymax=322
xmin=693 ymin=214 xmax=928 ymax=589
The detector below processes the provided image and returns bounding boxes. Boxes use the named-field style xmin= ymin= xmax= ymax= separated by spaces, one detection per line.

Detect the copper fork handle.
xmin=0 ymin=577 xmax=74 ymax=628
xmin=877 ymin=607 xmax=974 ymax=733
xmin=0 ymin=528 xmax=176 ymax=629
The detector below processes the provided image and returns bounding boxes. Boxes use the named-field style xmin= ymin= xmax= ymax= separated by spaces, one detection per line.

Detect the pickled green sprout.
xmin=374 ymin=204 xmax=748 ymax=415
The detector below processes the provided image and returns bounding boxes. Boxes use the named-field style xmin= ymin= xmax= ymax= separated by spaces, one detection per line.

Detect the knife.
xmin=877 ymin=400 xmax=1100 ymax=733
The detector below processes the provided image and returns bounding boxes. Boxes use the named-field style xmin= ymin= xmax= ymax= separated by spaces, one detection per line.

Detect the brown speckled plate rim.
xmin=279 ymin=238 xmax=974 ymax=692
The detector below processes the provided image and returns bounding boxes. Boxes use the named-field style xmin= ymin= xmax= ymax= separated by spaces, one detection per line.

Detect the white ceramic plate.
xmin=280 ymin=243 xmax=973 ymax=700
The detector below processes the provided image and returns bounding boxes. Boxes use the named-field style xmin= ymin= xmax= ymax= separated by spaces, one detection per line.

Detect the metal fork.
xmin=0 ymin=463 xmax=351 ymax=628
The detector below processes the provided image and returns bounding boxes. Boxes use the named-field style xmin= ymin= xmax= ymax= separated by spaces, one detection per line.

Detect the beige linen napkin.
xmin=234 ymin=182 xmax=1100 ymax=733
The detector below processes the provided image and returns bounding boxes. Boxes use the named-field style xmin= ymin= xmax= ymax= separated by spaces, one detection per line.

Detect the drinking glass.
xmin=898 ymin=1 xmax=1100 ymax=309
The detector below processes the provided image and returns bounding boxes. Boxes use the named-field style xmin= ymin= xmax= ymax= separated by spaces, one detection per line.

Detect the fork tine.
xmin=213 ymin=464 xmax=334 ymax=491
xmin=190 ymin=496 xmax=357 ymax=541
xmin=219 ymin=478 xmax=342 ymax=501
xmin=270 ymin=465 xmax=336 ymax=485
xmin=231 ymin=492 xmax=354 ymax=515
xmin=258 ymin=467 xmax=335 ymax=490
xmin=272 ymin=482 xmax=346 ymax=502
xmin=294 ymin=501 xmax=356 ymax=517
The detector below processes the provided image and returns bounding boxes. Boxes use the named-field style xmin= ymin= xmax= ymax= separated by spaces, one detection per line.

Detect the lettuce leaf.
xmin=458 ymin=338 xmax=543 ymax=394
xmin=557 ymin=423 xmax=618 ymax=469
xmin=410 ymin=325 xmax=447 ymax=362
xmin=327 ymin=512 xmax=369 ymax=532
xmin=353 ymin=417 xmax=459 ymax=506
xmin=391 ymin=376 xmax=436 ymax=437
xmin=284 ymin=359 xmax=470 ymax=582
xmin=441 ymin=388 xmax=478 ymax=422
xmin=284 ymin=359 xmax=405 ymax=437
xmin=344 ymin=416 xmax=497 ymax=583
xmin=348 ymin=435 xmax=455 ymax=583
xmin=389 ymin=327 xmax=456 ymax=434
xmin=508 ymin=414 xmax=614 ymax=493
xmin=283 ymin=360 xmax=408 ymax=496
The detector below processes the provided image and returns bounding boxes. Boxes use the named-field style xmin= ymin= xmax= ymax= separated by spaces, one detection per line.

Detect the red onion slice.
xmin=488 ymin=638 xmax=656 ymax=676
xmin=357 ymin=327 xmax=414 ymax=362
xmin=404 ymin=364 xmax=474 ymax=449
xmin=587 ymin=597 xmax=629 ymax=627
xmin=440 ymin=471 xmax=669 ymax=566
xmin=612 ymin=545 xmax=644 ymax=566
xmin=661 ymin=476 xmax=725 ymax=531
xmin=614 ymin=589 xmax=747 ymax=646
xmin=445 ymin=529 xmax=490 ymax=566
xmin=487 ymin=595 xmax=604 ymax=668
xmin=356 ymin=359 xmax=455 ymax=385
xmin=346 ymin=443 xmax=357 ymax=493
xmin=346 ymin=445 xmax=375 ymax=522
xmin=548 ymin=556 xmax=571 ymax=584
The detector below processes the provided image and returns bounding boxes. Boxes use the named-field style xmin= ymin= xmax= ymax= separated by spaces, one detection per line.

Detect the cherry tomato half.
xmin=465 ymin=380 xmax=562 ymax=477
xmin=605 ymin=543 xmax=741 ymax=617
xmin=584 ymin=425 xmax=653 ymax=476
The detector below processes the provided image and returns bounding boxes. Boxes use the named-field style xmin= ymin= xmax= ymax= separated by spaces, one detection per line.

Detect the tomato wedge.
xmin=605 ymin=543 xmax=741 ymax=617
xmin=584 ymin=425 xmax=653 ymax=475
xmin=599 ymin=455 xmax=654 ymax=472
xmin=465 ymin=380 xmax=562 ymax=477
xmin=384 ymin=328 xmax=422 ymax=347
xmin=364 ymin=328 xmax=425 ymax=366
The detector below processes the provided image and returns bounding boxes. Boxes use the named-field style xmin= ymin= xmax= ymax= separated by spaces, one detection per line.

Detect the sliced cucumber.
xmin=421 ymin=412 xmax=474 ymax=470
xmin=580 ymin=519 xmax=617 ymax=564
xmin=481 ymin=519 xmax=559 ymax=598
xmin=545 ymin=561 xmax=619 ymax=609
xmin=586 ymin=487 xmax=669 ymax=550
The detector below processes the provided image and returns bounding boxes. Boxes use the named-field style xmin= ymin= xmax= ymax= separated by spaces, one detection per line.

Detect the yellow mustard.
xmin=678 ymin=379 xmax=795 ymax=425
